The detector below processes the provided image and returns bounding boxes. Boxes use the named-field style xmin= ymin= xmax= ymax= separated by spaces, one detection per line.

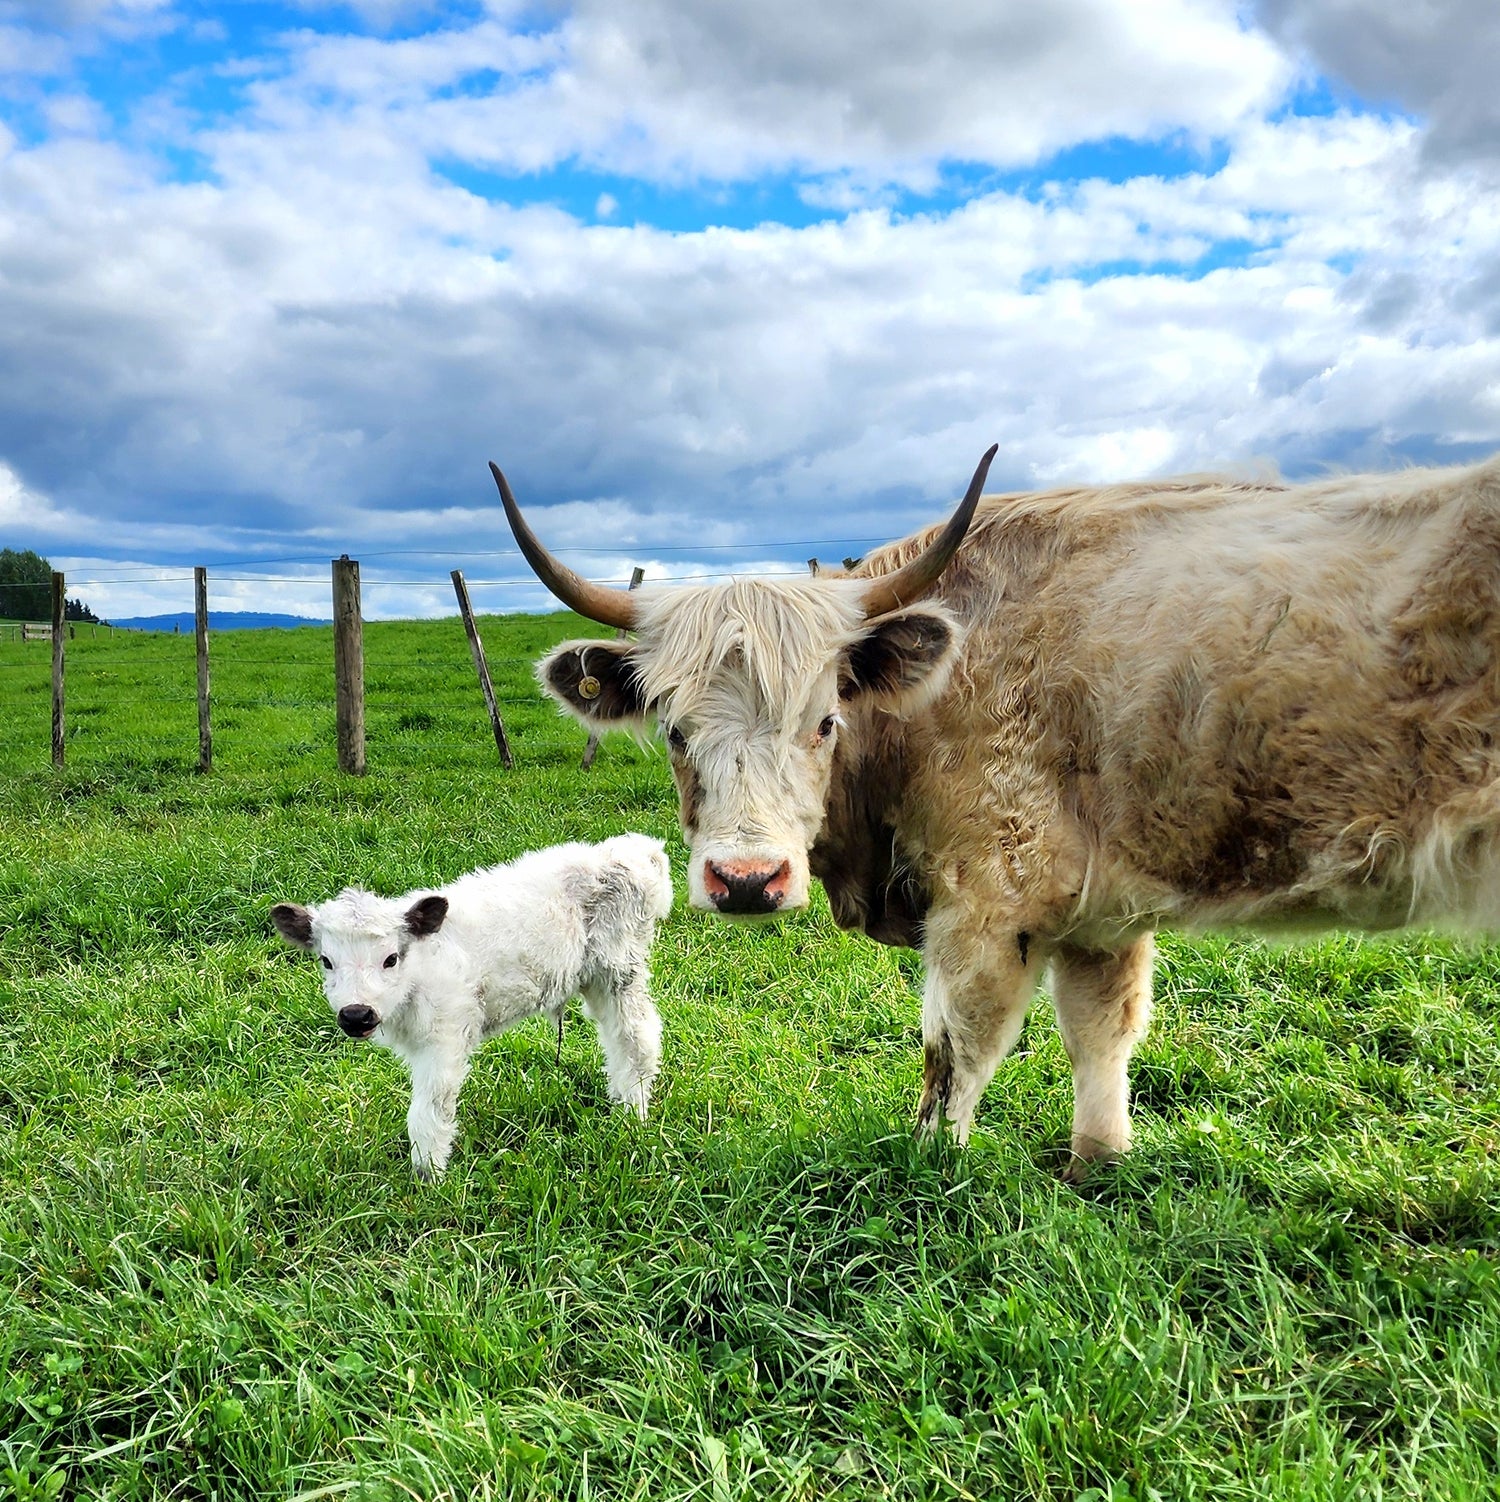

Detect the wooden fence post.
xmin=195 ymin=566 xmax=212 ymax=773
xmin=50 ymin=572 xmax=64 ymax=768
xmin=807 ymin=558 xmax=820 ymax=576
xmin=581 ymin=566 xmax=644 ymax=770
xmin=332 ymin=555 xmax=365 ymax=776
xmin=450 ymin=569 xmax=513 ymax=769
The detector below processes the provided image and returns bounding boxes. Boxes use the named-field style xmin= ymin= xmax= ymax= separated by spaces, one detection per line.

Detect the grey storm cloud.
xmin=1258 ymin=0 xmax=1500 ymax=167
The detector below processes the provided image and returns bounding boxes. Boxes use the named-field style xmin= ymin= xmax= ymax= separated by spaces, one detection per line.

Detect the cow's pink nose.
xmin=704 ymin=859 xmax=791 ymax=915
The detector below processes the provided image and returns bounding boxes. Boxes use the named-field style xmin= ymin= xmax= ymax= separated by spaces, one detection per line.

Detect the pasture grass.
xmin=0 ymin=617 xmax=1497 ymax=1500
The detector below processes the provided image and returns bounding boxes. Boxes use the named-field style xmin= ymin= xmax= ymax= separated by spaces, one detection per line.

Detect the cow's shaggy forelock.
xmin=631 ymin=577 xmax=870 ymax=729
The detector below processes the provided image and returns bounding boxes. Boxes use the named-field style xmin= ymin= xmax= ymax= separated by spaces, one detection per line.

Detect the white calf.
xmin=272 ymin=833 xmax=673 ymax=1177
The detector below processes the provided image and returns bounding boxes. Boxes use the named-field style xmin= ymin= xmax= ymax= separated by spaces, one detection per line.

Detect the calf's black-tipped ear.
xmin=841 ymin=608 xmax=958 ymax=709
xmin=538 ymin=639 xmax=651 ymax=726
xmin=271 ymin=902 xmax=315 ymax=948
xmin=405 ymin=894 xmax=449 ymax=938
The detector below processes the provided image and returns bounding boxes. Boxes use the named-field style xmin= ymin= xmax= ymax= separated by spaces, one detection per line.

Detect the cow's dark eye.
xmin=382 ymin=952 xmax=399 ymax=970
xmin=666 ymin=725 xmax=687 ymax=753
xmin=817 ymin=715 xmax=837 ymax=741
xmin=320 ymin=955 xmax=333 ymax=971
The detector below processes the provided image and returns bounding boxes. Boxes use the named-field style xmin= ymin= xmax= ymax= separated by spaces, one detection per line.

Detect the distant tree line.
xmin=0 ymin=548 xmax=99 ymax=622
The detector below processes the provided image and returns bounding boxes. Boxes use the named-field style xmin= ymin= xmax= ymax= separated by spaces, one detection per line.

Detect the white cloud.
xmin=0 ymin=457 xmax=54 ymax=524
xmin=0 ymin=2 xmax=1498 ymax=622
xmin=560 ymin=0 xmax=1290 ymax=180
xmin=240 ymin=0 xmax=1288 ymax=187
xmin=5 ymin=105 xmax=1500 ymax=590
xmin=41 ymin=89 xmax=107 ymax=132
xmin=0 ymin=0 xmax=173 ymax=39
xmin=0 ymin=20 xmax=69 ymax=74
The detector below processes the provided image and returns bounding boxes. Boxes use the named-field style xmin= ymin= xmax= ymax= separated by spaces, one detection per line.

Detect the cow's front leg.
xmin=1050 ymin=934 xmax=1154 ymax=1179
xmin=916 ymin=925 xmax=1046 ymax=1144
xmin=404 ymin=1045 xmax=472 ymax=1179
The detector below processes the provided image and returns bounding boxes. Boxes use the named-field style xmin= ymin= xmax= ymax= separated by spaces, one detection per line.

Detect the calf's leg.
xmin=1050 ymin=933 xmax=1155 ymax=1176
xmin=581 ymin=966 xmax=662 ymax=1119
xmin=404 ymin=1044 xmax=472 ymax=1179
xmin=917 ymin=921 xmax=1046 ymax=1144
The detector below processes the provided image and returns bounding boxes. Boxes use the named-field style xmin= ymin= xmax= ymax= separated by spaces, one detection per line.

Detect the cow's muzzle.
xmin=338 ymin=1004 xmax=379 ymax=1039
xmin=704 ymin=859 xmax=792 ymax=916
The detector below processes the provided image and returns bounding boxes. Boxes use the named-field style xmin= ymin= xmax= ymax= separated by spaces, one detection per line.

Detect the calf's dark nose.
xmin=705 ymin=859 xmax=791 ymax=915
xmin=338 ymin=1004 xmax=379 ymax=1038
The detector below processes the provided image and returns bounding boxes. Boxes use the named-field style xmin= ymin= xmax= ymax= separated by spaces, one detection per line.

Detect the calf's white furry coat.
xmin=272 ymin=833 xmax=672 ymax=1177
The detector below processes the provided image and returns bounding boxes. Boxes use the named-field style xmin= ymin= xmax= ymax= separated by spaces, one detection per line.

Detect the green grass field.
xmin=1 ymin=617 xmax=1497 ymax=1501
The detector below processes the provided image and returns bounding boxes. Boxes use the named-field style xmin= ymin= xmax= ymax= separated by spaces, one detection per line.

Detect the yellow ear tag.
xmin=578 ymin=675 xmax=602 ymax=700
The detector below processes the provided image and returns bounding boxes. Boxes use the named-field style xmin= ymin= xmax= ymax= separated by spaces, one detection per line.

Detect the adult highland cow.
xmin=492 ymin=446 xmax=1500 ymax=1174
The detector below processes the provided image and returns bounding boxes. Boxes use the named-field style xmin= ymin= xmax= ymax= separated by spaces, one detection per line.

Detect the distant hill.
xmin=111 ymin=611 xmax=332 ymax=632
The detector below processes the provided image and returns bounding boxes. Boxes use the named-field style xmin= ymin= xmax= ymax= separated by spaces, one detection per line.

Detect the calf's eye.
xmin=320 ymin=956 xmax=333 ymax=971
xmin=817 ymin=715 xmax=837 ymax=740
xmin=666 ymin=725 xmax=687 ymax=753
xmin=382 ymin=952 xmax=399 ymax=970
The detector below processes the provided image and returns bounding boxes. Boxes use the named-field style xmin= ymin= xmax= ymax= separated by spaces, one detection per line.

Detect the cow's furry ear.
xmin=271 ymin=902 xmax=315 ymax=948
xmin=538 ymin=639 xmax=651 ymax=726
xmin=841 ymin=607 xmax=959 ymax=710
xmin=405 ymin=895 xmax=449 ymax=938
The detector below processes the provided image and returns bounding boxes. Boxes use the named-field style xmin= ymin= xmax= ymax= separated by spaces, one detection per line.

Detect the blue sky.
xmin=1 ymin=0 xmax=1498 ymax=620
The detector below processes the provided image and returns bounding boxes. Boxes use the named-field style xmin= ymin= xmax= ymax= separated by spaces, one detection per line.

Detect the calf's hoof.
xmin=610 ymin=1086 xmax=653 ymax=1121
xmin=1061 ymin=1134 xmax=1126 ymax=1185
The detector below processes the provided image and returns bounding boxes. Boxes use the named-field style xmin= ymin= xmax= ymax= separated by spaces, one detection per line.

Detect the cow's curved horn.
xmin=490 ymin=461 xmax=640 ymax=631
xmin=858 ymin=444 xmax=998 ymax=619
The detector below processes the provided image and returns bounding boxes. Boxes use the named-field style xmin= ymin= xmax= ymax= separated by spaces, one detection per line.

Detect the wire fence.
xmin=1 ymin=534 xmax=877 ymax=774
xmin=0 ymin=529 xmax=875 ymax=611
xmin=0 ymin=558 xmax=654 ymax=776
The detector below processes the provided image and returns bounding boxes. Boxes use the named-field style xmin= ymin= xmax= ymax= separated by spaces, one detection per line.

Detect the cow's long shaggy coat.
xmin=526 ymin=453 xmax=1500 ymax=1171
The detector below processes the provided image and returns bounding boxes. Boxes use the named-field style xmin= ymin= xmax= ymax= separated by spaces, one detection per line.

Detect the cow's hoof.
xmin=912 ymin=1110 xmax=971 ymax=1147
xmin=1061 ymin=1154 xmax=1094 ymax=1186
